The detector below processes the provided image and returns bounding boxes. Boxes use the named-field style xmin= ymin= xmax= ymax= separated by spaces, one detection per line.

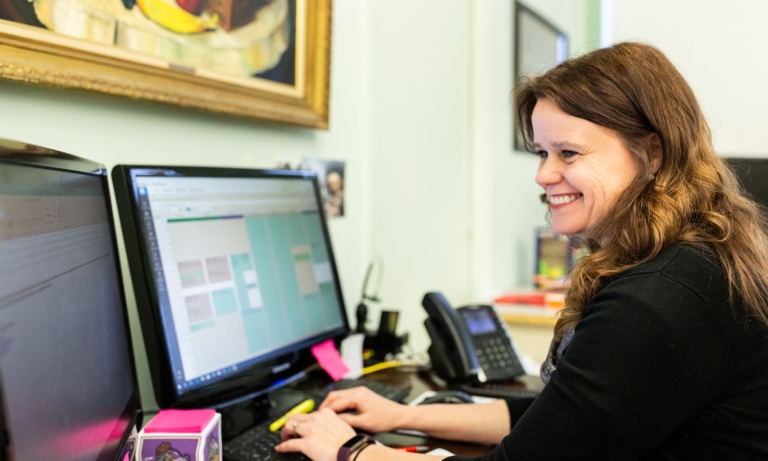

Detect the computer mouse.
xmin=419 ymin=390 xmax=474 ymax=405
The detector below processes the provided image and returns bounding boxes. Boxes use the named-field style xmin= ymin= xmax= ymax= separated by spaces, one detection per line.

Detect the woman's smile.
xmin=548 ymin=193 xmax=583 ymax=208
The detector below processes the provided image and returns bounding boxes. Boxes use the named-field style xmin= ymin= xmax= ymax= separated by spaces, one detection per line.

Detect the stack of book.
xmin=493 ymin=292 xmax=564 ymax=326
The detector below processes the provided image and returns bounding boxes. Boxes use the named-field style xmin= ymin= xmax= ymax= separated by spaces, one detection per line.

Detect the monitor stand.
xmin=219 ymin=394 xmax=270 ymax=439
xmin=218 ymin=388 xmax=315 ymax=439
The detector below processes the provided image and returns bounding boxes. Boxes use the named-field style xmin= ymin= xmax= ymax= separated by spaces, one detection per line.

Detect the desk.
xmin=145 ymin=369 xmax=542 ymax=458
xmin=346 ymin=369 xmax=544 ymax=458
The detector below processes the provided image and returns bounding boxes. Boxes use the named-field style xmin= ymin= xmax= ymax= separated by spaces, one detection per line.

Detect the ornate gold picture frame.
xmin=0 ymin=0 xmax=331 ymax=128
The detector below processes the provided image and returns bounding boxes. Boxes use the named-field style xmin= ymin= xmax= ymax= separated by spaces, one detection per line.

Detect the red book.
xmin=495 ymin=292 xmax=547 ymax=305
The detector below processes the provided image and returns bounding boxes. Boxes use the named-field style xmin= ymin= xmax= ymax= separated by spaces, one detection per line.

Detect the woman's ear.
xmin=649 ymin=133 xmax=663 ymax=174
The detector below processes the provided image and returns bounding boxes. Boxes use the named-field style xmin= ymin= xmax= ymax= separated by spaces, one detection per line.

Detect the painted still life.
xmin=0 ymin=0 xmax=331 ymax=127
xmin=0 ymin=0 xmax=295 ymax=83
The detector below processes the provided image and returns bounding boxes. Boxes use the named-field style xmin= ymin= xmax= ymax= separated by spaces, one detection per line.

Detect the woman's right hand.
xmin=318 ymin=386 xmax=413 ymax=433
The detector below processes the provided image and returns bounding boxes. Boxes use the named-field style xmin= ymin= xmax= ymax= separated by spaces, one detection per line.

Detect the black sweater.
xmin=448 ymin=245 xmax=768 ymax=460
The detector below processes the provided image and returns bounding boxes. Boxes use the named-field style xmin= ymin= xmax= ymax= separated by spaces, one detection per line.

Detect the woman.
xmin=275 ymin=42 xmax=768 ymax=460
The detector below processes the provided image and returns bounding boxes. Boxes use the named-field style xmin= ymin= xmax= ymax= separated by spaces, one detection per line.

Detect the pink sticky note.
xmin=144 ymin=409 xmax=216 ymax=433
xmin=311 ymin=339 xmax=350 ymax=381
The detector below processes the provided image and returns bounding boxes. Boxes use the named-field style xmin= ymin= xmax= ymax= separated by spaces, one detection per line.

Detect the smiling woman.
xmin=268 ymin=42 xmax=768 ymax=461
xmin=515 ymin=42 xmax=768 ymax=345
xmin=530 ymin=98 xmax=647 ymax=240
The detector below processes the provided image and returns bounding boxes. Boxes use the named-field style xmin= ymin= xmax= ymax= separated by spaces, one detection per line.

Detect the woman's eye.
xmin=562 ymin=150 xmax=578 ymax=158
xmin=536 ymin=150 xmax=548 ymax=158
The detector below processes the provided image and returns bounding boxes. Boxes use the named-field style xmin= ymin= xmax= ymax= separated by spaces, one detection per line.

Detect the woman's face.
xmin=532 ymin=98 xmax=639 ymax=240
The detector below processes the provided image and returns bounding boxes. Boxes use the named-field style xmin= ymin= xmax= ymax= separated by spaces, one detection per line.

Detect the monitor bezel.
xmin=725 ymin=157 xmax=768 ymax=208
xmin=111 ymin=164 xmax=351 ymax=409
xmin=0 ymin=139 xmax=142 ymax=461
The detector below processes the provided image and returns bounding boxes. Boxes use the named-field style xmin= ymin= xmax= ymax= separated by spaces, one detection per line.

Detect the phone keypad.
xmin=475 ymin=336 xmax=523 ymax=380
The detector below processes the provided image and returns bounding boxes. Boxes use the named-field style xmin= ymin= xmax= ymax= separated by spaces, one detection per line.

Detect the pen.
xmin=394 ymin=446 xmax=429 ymax=453
xmin=269 ymin=399 xmax=315 ymax=432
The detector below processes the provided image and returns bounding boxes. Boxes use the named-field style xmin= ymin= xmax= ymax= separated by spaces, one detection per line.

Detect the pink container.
xmin=137 ymin=409 xmax=222 ymax=461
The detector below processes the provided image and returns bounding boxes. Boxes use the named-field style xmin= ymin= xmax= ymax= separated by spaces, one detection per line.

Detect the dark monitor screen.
xmin=0 ymin=140 xmax=139 ymax=461
xmin=726 ymin=157 xmax=768 ymax=208
xmin=112 ymin=166 xmax=349 ymax=409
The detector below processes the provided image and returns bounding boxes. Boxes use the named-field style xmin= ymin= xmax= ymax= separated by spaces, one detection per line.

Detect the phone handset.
xmin=422 ymin=292 xmax=487 ymax=383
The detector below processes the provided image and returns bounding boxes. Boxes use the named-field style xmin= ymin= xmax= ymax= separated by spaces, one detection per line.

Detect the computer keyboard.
xmin=224 ymin=424 xmax=307 ymax=461
xmin=455 ymin=382 xmax=541 ymax=399
xmin=326 ymin=378 xmax=412 ymax=402
xmin=223 ymin=379 xmax=410 ymax=461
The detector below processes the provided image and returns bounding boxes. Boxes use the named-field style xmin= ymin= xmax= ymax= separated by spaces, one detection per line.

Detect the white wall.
xmin=611 ymin=0 xmax=768 ymax=156
xmin=363 ymin=1 xmax=473 ymax=352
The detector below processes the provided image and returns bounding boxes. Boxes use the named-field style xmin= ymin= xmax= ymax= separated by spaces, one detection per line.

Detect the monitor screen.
xmin=0 ymin=141 xmax=139 ymax=461
xmin=726 ymin=157 xmax=768 ymax=208
xmin=112 ymin=166 xmax=349 ymax=407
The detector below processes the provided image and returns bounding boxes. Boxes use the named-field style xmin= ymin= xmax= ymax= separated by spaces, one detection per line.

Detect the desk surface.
xmin=143 ymin=369 xmax=541 ymax=458
xmin=359 ymin=369 xmax=543 ymax=457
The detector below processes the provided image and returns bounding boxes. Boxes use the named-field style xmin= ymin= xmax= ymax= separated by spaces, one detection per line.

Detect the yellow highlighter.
xmin=269 ymin=398 xmax=315 ymax=432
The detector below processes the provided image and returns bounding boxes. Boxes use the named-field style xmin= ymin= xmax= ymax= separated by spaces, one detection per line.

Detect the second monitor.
xmin=112 ymin=166 xmax=350 ymax=411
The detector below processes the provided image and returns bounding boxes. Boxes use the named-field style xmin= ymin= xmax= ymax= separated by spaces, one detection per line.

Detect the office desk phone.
xmin=423 ymin=292 xmax=527 ymax=389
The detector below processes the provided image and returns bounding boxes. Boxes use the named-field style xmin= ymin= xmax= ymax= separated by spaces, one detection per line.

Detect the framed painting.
xmin=514 ymin=1 xmax=567 ymax=150
xmin=0 ymin=0 xmax=331 ymax=128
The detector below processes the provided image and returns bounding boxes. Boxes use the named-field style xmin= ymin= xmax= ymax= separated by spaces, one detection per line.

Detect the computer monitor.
xmin=0 ymin=140 xmax=140 ymax=461
xmin=725 ymin=157 xmax=768 ymax=208
xmin=111 ymin=165 xmax=350 ymax=411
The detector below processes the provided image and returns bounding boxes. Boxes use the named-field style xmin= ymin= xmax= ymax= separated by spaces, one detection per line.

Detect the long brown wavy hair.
xmin=515 ymin=42 xmax=768 ymax=340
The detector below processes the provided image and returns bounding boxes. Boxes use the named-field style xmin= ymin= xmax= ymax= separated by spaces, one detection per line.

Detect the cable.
xmin=360 ymin=257 xmax=384 ymax=304
xmin=357 ymin=257 xmax=385 ymax=333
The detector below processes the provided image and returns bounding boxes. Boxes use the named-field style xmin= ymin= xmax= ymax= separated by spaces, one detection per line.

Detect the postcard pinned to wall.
xmin=301 ymin=158 xmax=345 ymax=219
xmin=273 ymin=156 xmax=345 ymax=218
xmin=301 ymin=158 xmax=344 ymax=218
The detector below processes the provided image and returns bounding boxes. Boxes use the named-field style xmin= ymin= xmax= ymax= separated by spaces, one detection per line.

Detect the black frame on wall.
xmin=514 ymin=1 xmax=569 ymax=152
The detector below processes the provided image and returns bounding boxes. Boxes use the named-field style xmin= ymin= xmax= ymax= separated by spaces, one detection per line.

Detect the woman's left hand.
xmin=276 ymin=408 xmax=357 ymax=461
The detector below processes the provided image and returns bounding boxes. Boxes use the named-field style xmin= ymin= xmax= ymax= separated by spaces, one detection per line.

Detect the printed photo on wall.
xmin=300 ymin=158 xmax=345 ymax=219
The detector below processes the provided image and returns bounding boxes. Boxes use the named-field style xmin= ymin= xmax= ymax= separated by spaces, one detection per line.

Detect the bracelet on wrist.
xmin=337 ymin=434 xmax=376 ymax=461
xmin=352 ymin=443 xmax=374 ymax=461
